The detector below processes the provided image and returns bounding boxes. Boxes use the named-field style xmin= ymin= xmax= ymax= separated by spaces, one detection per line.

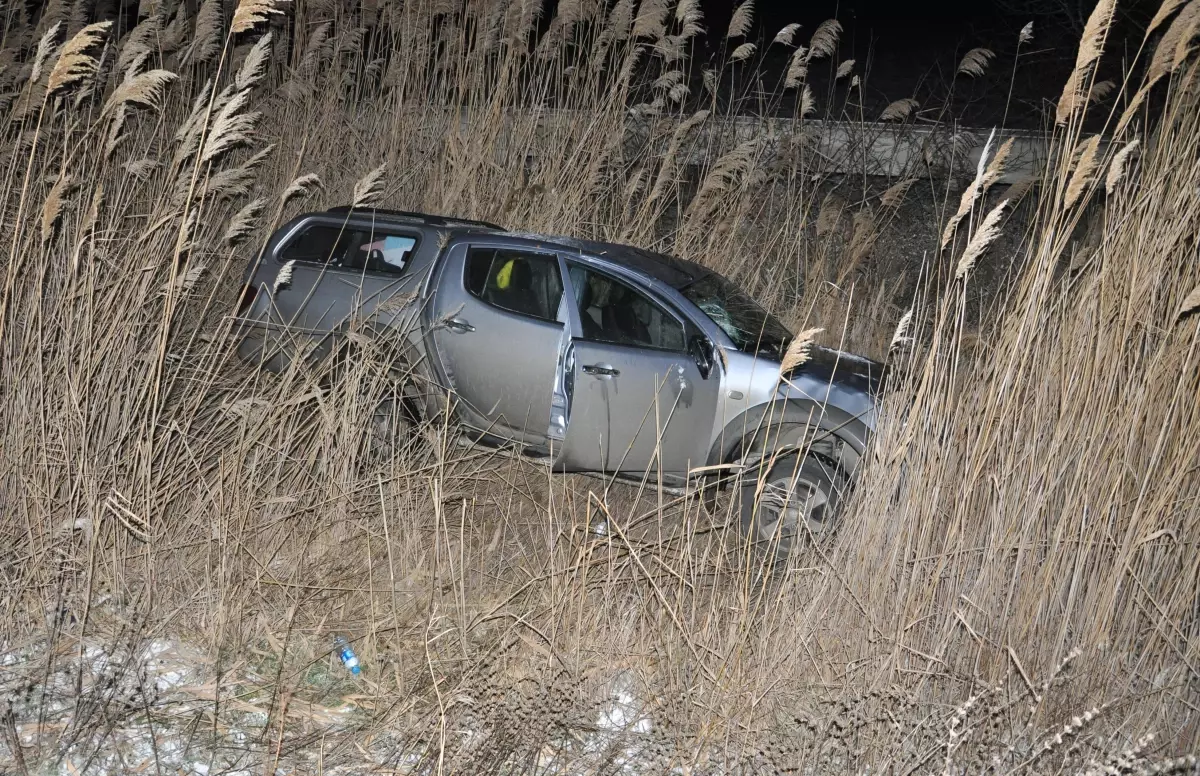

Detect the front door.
xmin=428 ymin=244 xmax=567 ymax=444
xmin=555 ymin=262 xmax=721 ymax=478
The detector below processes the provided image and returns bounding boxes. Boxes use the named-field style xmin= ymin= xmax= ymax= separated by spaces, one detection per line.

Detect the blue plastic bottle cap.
xmin=350 ymin=665 xmax=361 ymax=675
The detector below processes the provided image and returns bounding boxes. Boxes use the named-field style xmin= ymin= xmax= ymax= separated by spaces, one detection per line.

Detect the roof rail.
xmin=326 ymin=205 xmax=504 ymax=231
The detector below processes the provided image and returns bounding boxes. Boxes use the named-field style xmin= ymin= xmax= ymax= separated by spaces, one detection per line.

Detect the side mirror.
xmin=689 ymin=335 xmax=715 ymax=379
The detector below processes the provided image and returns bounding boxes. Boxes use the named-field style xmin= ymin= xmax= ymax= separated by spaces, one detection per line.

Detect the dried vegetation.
xmin=0 ymin=0 xmax=1199 ymax=773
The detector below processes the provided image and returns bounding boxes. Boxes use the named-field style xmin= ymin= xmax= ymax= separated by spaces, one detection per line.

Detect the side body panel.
xmin=557 ymin=340 xmax=719 ymax=476
xmin=701 ymin=348 xmax=881 ymax=475
xmin=235 ymin=214 xmax=444 ymax=372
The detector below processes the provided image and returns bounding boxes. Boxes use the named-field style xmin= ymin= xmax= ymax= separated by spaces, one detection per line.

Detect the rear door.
xmin=334 ymin=226 xmax=423 ymax=338
xmin=427 ymin=244 xmax=568 ymax=444
xmin=238 ymin=221 xmax=352 ymax=370
xmin=555 ymin=262 xmax=722 ymax=478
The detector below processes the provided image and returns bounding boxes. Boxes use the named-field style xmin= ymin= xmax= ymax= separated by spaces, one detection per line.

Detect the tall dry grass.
xmin=0 ymin=0 xmax=1198 ymax=773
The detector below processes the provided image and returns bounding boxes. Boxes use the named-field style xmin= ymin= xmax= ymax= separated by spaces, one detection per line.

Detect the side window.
xmin=464 ymin=248 xmax=564 ymax=323
xmin=347 ymin=232 xmax=418 ymax=274
xmin=568 ymin=263 xmax=686 ymax=351
xmin=278 ymin=224 xmax=352 ymax=265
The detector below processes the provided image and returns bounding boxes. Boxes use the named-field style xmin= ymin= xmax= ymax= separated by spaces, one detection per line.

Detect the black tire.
xmin=322 ymin=337 xmax=424 ymax=457
xmin=740 ymin=452 xmax=846 ymax=561
xmin=367 ymin=394 xmax=418 ymax=457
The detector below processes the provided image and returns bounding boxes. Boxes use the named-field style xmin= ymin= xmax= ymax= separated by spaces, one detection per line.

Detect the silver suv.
xmin=235 ymin=207 xmax=885 ymax=557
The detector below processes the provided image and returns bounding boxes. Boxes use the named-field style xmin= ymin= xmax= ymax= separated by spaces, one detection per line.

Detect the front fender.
xmin=705 ymin=398 xmax=870 ymax=476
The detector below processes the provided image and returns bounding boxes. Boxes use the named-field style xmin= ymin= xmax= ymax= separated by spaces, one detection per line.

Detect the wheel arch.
xmin=706 ymin=398 xmax=870 ymax=478
xmin=314 ymin=320 xmax=446 ymax=422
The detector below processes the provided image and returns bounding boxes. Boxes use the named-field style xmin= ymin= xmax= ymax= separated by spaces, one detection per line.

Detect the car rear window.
xmin=278 ymin=224 xmax=351 ymax=265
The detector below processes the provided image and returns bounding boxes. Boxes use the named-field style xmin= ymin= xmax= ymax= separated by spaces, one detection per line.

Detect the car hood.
xmin=785 ymin=345 xmax=887 ymax=394
xmin=777 ymin=345 xmax=887 ymax=428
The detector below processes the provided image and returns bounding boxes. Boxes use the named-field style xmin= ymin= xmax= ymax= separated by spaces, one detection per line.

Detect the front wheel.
xmin=740 ymin=453 xmax=846 ymax=561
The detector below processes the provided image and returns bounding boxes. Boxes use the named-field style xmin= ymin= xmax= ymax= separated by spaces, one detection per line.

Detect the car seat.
xmin=574 ymin=275 xmax=604 ymax=339
xmin=603 ymin=285 xmax=651 ymax=345
xmin=492 ymin=258 xmax=542 ymax=317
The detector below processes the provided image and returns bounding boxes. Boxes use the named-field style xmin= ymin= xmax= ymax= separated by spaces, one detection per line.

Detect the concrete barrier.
xmin=434 ymin=107 xmax=1059 ymax=185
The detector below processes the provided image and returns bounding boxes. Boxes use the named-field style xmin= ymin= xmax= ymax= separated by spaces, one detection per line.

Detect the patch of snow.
xmin=155 ymin=669 xmax=187 ymax=692
xmin=597 ymin=685 xmax=650 ymax=734
xmin=588 ymin=670 xmax=655 ymax=772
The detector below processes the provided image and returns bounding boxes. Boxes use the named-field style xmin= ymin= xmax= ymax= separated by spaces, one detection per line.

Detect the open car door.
xmin=426 ymin=243 xmax=570 ymax=447
xmin=553 ymin=261 xmax=721 ymax=481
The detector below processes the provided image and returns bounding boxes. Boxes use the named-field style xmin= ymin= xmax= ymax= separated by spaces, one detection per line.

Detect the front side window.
xmin=278 ymin=224 xmax=353 ymax=265
xmin=568 ymin=263 xmax=686 ymax=351
xmin=465 ymin=248 xmax=564 ymax=322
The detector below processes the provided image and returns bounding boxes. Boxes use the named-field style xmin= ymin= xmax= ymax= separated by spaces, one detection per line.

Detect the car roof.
xmin=321 ymin=206 xmax=505 ymax=231
xmin=544 ymin=237 xmax=706 ymax=289
xmin=489 ymin=230 xmax=708 ymax=289
xmin=315 ymin=207 xmax=709 ymax=289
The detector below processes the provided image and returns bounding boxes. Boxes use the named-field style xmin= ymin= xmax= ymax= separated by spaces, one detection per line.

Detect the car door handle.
xmin=582 ymin=363 xmax=619 ymax=377
xmin=444 ymin=317 xmax=475 ymax=333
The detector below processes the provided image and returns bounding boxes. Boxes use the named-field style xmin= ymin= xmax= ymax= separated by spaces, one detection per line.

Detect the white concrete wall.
xmin=475 ymin=108 xmax=1058 ymax=185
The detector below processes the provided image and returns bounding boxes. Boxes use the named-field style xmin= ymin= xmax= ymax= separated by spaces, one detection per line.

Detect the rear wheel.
xmin=367 ymin=394 xmax=418 ymax=456
xmin=740 ymin=453 xmax=846 ymax=561
xmin=323 ymin=337 xmax=426 ymax=457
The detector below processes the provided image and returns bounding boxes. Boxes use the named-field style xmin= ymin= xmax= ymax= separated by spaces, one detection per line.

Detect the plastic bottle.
xmin=334 ymin=635 xmax=361 ymax=675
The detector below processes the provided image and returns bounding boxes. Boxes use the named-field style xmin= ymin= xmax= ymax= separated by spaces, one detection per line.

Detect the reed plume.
xmin=1105 ymin=139 xmax=1140 ymax=194
xmin=47 ymin=21 xmax=110 ymax=94
xmin=955 ymin=198 xmax=1009 ymax=280
xmin=727 ymin=0 xmax=754 ymax=38
xmin=779 ymin=327 xmax=823 ymax=372
xmin=1056 ymin=0 xmax=1116 ymax=125
xmin=772 ymin=23 xmax=800 ymax=46
xmin=806 ymin=19 xmax=841 ymax=61
xmin=231 ymin=0 xmax=284 ymax=35
xmin=1064 ymin=135 xmax=1102 ymax=208
xmin=879 ymin=98 xmax=918 ymax=122
xmin=957 ymin=47 xmax=994 ymax=78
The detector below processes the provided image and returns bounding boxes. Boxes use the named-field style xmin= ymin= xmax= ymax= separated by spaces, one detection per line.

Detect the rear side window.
xmin=278 ymin=225 xmax=351 ymax=264
xmin=278 ymin=223 xmax=419 ymax=275
xmin=465 ymin=248 xmax=563 ymax=323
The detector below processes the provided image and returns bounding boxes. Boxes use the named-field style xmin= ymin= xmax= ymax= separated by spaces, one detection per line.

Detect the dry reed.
xmin=0 ymin=2 xmax=1197 ymax=774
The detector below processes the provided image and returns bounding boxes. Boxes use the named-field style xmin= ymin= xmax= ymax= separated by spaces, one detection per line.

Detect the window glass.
xmin=678 ymin=273 xmax=792 ymax=360
xmin=465 ymin=249 xmax=491 ymax=297
xmin=349 ymin=233 xmax=418 ymax=274
xmin=568 ymin=263 xmax=686 ymax=351
xmin=465 ymin=248 xmax=564 ymax=322
xmin=278 ymin=225 xmax=352 ymax=265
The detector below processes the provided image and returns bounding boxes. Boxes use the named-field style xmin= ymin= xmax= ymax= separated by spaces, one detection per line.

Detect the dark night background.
xmin=696 ymin=0 xmax=1160 ymax=129
xmin=19 ymin=0 xmax=1165 ymax=130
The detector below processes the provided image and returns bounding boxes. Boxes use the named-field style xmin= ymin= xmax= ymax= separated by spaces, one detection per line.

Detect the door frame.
xmin=553 ymin=255 xmax=725 ymax=478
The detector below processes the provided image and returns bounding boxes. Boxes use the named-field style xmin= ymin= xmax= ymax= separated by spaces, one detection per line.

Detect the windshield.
xmin=679 ymin=273 xmax=793 ymax=360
